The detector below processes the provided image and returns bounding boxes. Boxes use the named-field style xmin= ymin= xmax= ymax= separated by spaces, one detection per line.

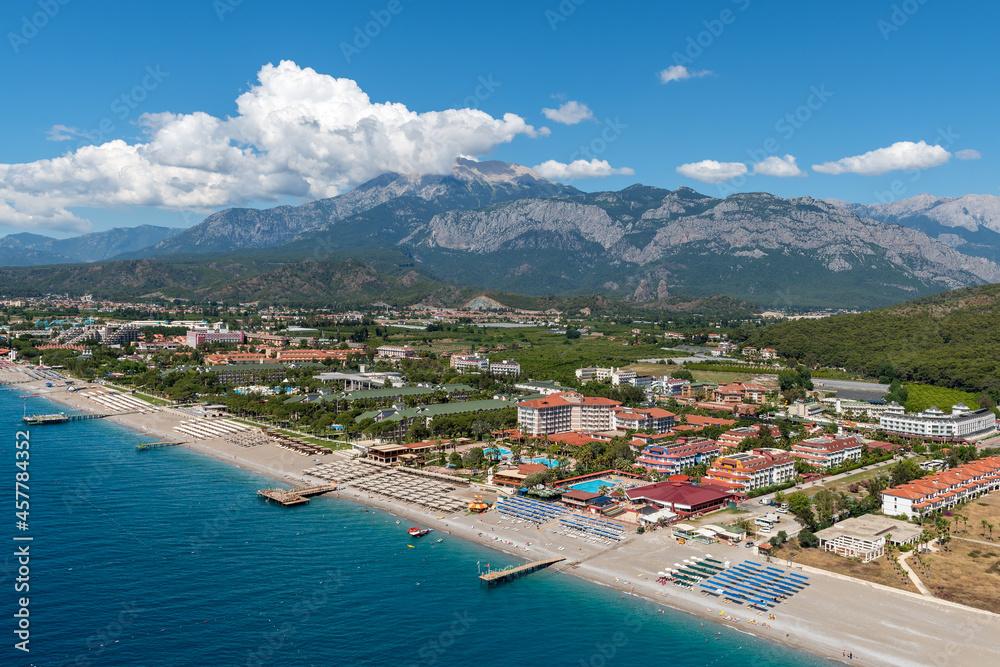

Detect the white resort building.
xmin=878 ymin=402 xmax=995 ymax=440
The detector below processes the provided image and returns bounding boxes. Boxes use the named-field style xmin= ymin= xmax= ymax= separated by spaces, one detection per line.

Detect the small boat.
xmin=436 ymin=538 xmax=443 ymax=543
xmin=407 ymin=544 xmax=415 ymax=549
xmin=407 ymin=527 xmax=433 ymax=538
xmin=395 ymin=520 xmax=400 ymax=524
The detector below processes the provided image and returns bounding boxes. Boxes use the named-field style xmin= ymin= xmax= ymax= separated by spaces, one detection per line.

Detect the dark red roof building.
xmin=625 ymin=481 xmax=734 ymax=517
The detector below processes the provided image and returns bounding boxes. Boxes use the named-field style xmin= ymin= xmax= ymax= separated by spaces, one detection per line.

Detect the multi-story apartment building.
xmin=879 ymin=402 xmax=995 ymax=440
xmin=451 ymin=355 xmax=490 ymax=373
xmin=882 ymin=456 xmax=1000 ymax=519
xmin=489 ymin=359 xmax=521 ymax=377
xmin=611 ymin=406 xmax=676 ymax=433
xmin=791 ymin=435 xmax=863 ymax=468
xmin=635 ymin=437 xmax=721 ymax=475
xmin=186 ymin=329 xmax=246 ymax=347
xmin=717 ymin=425 xmax=781 ymax=452
xmin=712 ymin=381 xmax=767 ymax=405
xmin=516 ymin=391 xmax=621 ymax=436
xmin=703 ymin=448 xmax=796 ymax=498
xmin=376 ymin=345 xmax=416 ymax=359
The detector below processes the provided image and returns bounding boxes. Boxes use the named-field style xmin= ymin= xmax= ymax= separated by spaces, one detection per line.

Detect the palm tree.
xmin=990 ymin=523 xmax=995 ymax=541
xmin=982 ymin=519 xmax=989 ymax=538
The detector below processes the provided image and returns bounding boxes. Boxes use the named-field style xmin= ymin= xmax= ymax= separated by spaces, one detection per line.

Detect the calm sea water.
xmin=0 ymin=389 xmax=835 ymax=666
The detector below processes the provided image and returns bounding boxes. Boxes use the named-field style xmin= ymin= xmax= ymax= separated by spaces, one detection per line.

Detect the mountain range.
xmin=4 ymin=160 xmax=1000 ymax=310
xmin=0 ymin=225 xmax=181 ymax=266
xmin=828 ymin=194 xmax=1000 ymax=262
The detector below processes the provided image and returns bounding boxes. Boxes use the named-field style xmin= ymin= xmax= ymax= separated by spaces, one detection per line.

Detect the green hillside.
xmin=737 ymin=283 xmax=1000 ymax=398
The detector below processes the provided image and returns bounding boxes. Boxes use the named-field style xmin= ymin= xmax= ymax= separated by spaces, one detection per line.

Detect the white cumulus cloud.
xmin=955 ymin=149 xmax=982 ymax=160
xmin=0 ymin=60 xmax=547 ymax=232
xmin=676 ymin=160 xmax=747 ymax=183
xmin=658 ymin=65 xmax=713 ymax=84
xmin=753 ymin=154 xmax=806 ymax=178
xmin=532 ymin=159 xmax=634 ymax=180
xmin=541 ymin=100 xmax=594 ymax=125
xmin=812 ymin=140 xmax=951 ymax=176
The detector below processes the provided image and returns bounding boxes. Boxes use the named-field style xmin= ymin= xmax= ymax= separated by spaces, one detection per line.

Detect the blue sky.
xmin=1 ymin=0 xmax=997 ymax=237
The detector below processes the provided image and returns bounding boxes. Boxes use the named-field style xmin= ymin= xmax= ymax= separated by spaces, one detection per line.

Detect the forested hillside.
xmin=736 ymin=284 xmax=1000 ymax=398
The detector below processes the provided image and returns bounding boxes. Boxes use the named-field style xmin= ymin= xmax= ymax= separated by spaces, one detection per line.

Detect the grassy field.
xmin=626 ymin=362 xmax=683 ymax=376
xmin=771 ymin=543 xmax=915 ymax=592
xmin=916 ymin=492 xmax=1000 ymax=611
xmin=903 ymin=383 xmax=980 ymax=413
xmin=688 ymin=370 xmax=755 ymax=384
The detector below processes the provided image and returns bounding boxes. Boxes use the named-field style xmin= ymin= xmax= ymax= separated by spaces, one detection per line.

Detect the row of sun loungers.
xmin=304 ymin=461 xmax=379 ymax=483
xmin=81 ymin=389 xmax=152 ymax=413
xmin=494 ymin=496 xmax=626 ymax=544
xmin=495 ymin=495 xmax=568 ymax=524
xmin=698 ymin=560 xmax=808 ymax=608
xmin=347 ymin=470 xmax=466 ymax=513
xmin=174 ymin=418 xmax=252 ymax=440
xmin=266 ymin=433 xmax=331 ymax=456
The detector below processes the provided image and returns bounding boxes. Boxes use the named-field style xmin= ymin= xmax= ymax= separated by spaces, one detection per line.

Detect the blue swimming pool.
xmin=570 ymin=479 xmax=620 ymax=493
xmin=485 ymin=446 xmax=559 ymax=468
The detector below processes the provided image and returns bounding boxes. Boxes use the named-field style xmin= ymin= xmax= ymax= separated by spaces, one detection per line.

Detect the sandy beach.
xmin=6 ymin=365 xmax=1000 ymax=667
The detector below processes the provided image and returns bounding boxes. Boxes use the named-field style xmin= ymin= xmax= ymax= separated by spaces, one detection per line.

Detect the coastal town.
xmin=3 ymin=293 xmax=999 ymax=666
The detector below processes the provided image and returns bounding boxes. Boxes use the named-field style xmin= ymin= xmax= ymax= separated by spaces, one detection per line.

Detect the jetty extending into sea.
xmin=479 ymin=557 xmax=566 ymax=588
xmin=257 ymin=484 xmax=338 ymax=506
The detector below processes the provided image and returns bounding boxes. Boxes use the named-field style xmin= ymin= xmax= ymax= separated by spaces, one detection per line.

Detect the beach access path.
xmin=5 ymin=364 xmax=1000 ymax=667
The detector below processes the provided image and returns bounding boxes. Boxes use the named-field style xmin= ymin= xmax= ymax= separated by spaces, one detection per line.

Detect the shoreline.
xmin=7 ymin=369 xmax=1000 ymax=667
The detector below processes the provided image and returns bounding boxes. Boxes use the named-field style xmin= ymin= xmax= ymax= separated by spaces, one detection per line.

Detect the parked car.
xmin=745 ymin=541 xmax=755 ymax=548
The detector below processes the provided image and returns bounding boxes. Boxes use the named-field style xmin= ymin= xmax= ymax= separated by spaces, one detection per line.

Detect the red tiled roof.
xmin=625 ymin=481 xmax=734 ymax=507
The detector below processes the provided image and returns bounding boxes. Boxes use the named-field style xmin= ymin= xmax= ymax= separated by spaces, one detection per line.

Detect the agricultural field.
xmin=903 ymin=383 xmax=980 ymax=413
xmin=916 ymin=492 xmax=1000 ymax=611
xmin=688 ymin=369 xmax=756 ymax=384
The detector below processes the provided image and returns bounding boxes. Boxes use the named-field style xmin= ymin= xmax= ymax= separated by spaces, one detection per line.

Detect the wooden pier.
xmin=135 ymin=442 xmax=182 ymax=451
xmin=22 ymin=412 xmax=109 ymax=425
xmin=257 ymin=484 xmax=337 ymax=506
xmin=479 ymin=557 xmax=566 ymax=588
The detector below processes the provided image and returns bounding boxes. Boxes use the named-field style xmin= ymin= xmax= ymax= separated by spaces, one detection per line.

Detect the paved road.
xmin=812 ymin=379 xmax=889 ymax=392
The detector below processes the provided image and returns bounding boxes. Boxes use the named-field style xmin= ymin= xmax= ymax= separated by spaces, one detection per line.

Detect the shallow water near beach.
xmin=1 ymin=390 xmax=835 ymax=666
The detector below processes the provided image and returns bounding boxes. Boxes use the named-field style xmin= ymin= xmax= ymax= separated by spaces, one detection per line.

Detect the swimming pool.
xmin=569 ymin=478 xmax=625 ymax=493
xmin=485 ymin=447 xmax=559 ymax=468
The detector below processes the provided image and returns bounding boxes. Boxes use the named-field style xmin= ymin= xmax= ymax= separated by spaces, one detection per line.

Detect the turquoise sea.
xmin=1 ymin=389 xmax=836 ymax=666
